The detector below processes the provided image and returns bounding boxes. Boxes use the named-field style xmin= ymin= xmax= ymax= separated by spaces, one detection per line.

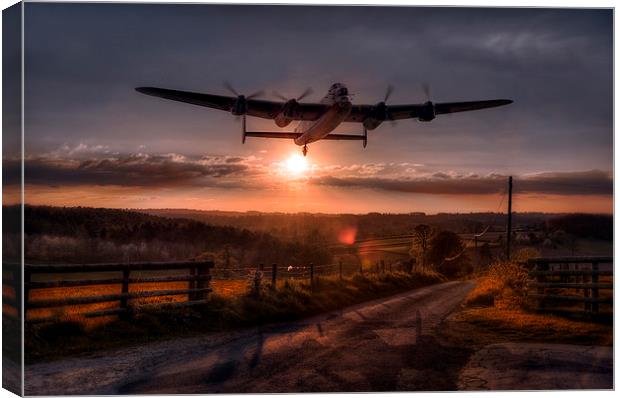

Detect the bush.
xmin=427 ymin=230 xmax=471 ymax=278
xmin=465 ymin=261 xmax=529 ymax=309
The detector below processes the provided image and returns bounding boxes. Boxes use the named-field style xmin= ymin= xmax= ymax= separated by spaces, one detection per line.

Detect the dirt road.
xmin=26 ymin=281 xmax=475 ymax=394
xmin=459 ymin=342 xmax=613 ymax=390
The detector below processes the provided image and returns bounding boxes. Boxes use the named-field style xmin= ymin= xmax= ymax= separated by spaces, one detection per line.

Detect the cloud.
xmin=3 ymin=146 xmax=611 ymax=198
xmin=5 ymin=152 xmax=264 ymax=189
xmin=312 ymin=170 xmax=611 ymax=196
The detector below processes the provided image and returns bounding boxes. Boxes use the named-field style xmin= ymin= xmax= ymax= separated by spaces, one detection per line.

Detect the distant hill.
xmin=4 ymin=205 xmax=330 ymax=266
xmin=140 ymin=208 xmax=560 ymax=243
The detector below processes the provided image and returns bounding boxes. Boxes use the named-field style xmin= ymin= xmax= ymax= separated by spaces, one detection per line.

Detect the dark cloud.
xmin=5 ymin=147 xmax=611 ymax=197
xmin=313 ymin=170 xmax=611 ymax=196
xmin=6 ymin=153 xmax=258 ymax=188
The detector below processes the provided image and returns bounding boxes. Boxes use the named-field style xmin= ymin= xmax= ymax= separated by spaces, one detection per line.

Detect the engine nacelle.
xmin=363 ymin=101 xmax=389 ymax=130
xmin=275 ymin=112 xmax=292 ymax=128
xmin=418 ymin=101 xmax=435 ymax=121
xmin=363 ymin=118 xmax=382 ymax=130
xmin=274 ymin=99 xmax=300 ymax=127
xmin=231 ymin=95 xmax=247 ymax=116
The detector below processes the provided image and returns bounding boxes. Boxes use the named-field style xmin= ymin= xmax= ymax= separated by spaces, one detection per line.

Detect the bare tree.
xmin=411 ymin=224 xmax=432 ymax=270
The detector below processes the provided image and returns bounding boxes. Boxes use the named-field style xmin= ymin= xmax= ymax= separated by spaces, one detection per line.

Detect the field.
xmin=354 ymin=232 xmax=503 ymax=255
xmin=22 ymin=269 xmax=446 ymax=362
xmin=9 ymin=258 xmax=424 ymax=323
xmin=3 ymin=267 xmax=265 ymax=329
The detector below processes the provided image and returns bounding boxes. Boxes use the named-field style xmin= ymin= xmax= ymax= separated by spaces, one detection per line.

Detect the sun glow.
xmin=285 ymin=153 xmax=309 ymax=175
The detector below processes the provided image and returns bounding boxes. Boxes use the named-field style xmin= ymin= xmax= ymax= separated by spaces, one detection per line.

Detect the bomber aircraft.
xmin=136 ymin=83 xmax=512 ymax=156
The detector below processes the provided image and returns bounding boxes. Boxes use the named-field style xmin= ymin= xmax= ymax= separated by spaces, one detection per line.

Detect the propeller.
xmin=419 ymin=83 xmax=436 ymax=121
xmin=383 ymin=84 xmax=394 ymax=103
xmin=376 ymin=85 xmax=396 ymax=126
xmin=422 ymin=83 xmax=431 ymax=102
xmin=272 ymin=88 xmax=314 ymax=120
xmin=272 ymin=87 xmax=314 ymax=102
xmin=223 ymin=81 xmax=264 ymax=118
xmin=224 ymin=81 xmax=264 ymax=100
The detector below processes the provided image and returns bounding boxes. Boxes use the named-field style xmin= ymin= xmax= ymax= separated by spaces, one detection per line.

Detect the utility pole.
xmin=506 ymin=176 xmax=513 ymax=260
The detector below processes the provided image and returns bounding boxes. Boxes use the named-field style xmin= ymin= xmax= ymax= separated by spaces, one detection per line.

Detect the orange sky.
xmin=12 ymin=183 xmax=612 ymax=215
xmin=9 ymin=5 xmax=611 ymax=216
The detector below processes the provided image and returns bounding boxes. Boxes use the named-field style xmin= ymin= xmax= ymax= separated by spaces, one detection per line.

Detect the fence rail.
xmin=526 ymin=256 xmax=613 ymax=315
xmin=3 ymin=257 xmax=419 ymax=324
xmin=2 ymin=260 xmax=214 ymax=323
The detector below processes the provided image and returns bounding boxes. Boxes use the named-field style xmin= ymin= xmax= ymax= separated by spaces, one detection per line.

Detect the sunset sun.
xmin=285 ymin=153 xmax=309 ymax=175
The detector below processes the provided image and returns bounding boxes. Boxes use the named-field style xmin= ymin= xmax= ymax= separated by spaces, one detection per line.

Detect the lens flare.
xmin=338 ymin=227 xmax=357 ymax=245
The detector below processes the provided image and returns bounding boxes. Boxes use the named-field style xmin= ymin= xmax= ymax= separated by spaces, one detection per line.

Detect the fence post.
xmin=591 ymin=262 xmax=599 ymax=313
xmin=536 ymin=261 xmax=547 ymax=311
xmin=310 ymin=263 xmax=314 ymax=286
xmin=189 ymin=265 xmax=196 ymax=301
xmin=584 ymin=264 xmax=592 ymax=312
xmin=339 ymin=259 xmax=343 ymax=280
xmin=195 ymin=261 xmax=212 ymax=300
xmin=271 ymin=263 xmax=277 ymax=289
xmin=120 ymin=267 xmax=130 ymax=317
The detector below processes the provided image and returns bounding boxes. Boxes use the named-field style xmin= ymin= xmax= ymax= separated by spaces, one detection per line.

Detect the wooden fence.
xmin=2 ymin=261 xmax=214 ymax=323
xmin=526 ymin=256 xmax=613 ymax=315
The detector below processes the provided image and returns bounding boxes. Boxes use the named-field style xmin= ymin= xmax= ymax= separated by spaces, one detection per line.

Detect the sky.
xmin=7 ymin=3 xmax=613 ymax=213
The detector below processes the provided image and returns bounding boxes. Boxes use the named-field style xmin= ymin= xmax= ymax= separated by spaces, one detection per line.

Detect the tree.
xmin=427 ymin=230 xmax=470 ymax=277
xmin=411 ymin=224 xmax=432 ymax=270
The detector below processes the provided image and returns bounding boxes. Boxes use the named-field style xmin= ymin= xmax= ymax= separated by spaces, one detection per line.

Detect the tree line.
xmin=7 ymin=205 xmax=331 ymax=266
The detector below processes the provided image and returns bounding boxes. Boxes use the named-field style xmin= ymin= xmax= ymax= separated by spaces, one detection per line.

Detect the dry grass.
xmin=210 ymin=279 xmax=249 ymax=298
xmin=465 ymin=261 xmax=529 ymax=309
xmin=451 ymin=307 xmax=612 ymax=346
xmin=452 ymin=253 xmax=613 ymax=348
xmin=19 ymin=275 xmax=264 ymax=328
xmin=27 ymin=281 xmax=190 ymax=328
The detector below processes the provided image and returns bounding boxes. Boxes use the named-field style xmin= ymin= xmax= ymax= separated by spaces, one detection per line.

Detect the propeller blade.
xmin=422 ymin=83 xmax=431 ymax=101
xmin=272 ymin=91 xmax=288 ymax=101
xmin=384 ymin=84 xmax=394 ymax=102
xmin=224 ymin=81 xmax=239 ymax=96
xmin=247 ymin=89 xmax=264 ymax=99
xmin=297 ymin=87 xmax=313 ymax=101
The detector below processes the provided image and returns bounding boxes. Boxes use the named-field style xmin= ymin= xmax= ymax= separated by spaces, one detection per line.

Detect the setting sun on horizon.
xmin=285 ymin=153 xmax=309 ymax=176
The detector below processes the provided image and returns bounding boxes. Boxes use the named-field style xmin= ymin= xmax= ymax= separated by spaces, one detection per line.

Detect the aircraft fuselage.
xmin=293 ymin=83 xmax=352 ymax=146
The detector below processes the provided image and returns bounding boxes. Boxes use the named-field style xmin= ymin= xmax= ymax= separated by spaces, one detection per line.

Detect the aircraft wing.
xmin=346 ymin=99 xmax=512 ymax=122
xmin=433 ymin=100 xmax=513 ymax=115
xmin=136 ymin=87 xmax=327 ymax=121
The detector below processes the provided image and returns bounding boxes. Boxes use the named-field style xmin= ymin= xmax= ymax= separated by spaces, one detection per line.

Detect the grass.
xmin=465 ymin=261 xmax=529 ymax=309
xmin=18 ymin=277 xmax=268 ymax=328
xmin=450 ymin=307 xmax=613 ymax=346
xmin=447 ymin=258 xmax=613 ymax=348
xmin=25 ymin=269 xmax=445 ymax=363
